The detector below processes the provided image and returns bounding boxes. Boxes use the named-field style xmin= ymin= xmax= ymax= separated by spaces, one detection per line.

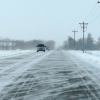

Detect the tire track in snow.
xmin=63 ymin=51 xmax=100 ymax=88
xmin=0 ymin=52 xmax=37 ymax=74
xmin=63 ymin=51 xmax=100 ymax=99
xmin=0 ymin=51 xmax=53 ymax=92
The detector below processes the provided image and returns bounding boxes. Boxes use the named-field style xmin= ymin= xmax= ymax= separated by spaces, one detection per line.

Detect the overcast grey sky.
xmin=0 ymin=0 xmax=100 ymax=47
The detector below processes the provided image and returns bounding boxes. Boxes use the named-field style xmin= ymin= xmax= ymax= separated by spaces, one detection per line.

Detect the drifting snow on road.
xmin=0 ymin=50 xmax=100 ymax=100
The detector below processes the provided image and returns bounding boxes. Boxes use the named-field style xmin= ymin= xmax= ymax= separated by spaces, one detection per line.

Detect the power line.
xmin=74 ymin=1 xmax=99 ymax=37
xmin=85 ymin=5 xmax=100 ymax=21
xmin=89 ymin=13 xmax=100 ymax=25
xmin=75 ymin=2 xmax=98 ymax=31
xmin=84 ymin=3 xmax=97 ymax=21
xmin=88 ymin=1 xmax=100 ymax=25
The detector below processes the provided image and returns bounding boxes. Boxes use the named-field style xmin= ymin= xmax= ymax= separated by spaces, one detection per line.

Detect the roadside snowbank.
xmin=65 ymin=50 xmax=100 ymax=66
xmin=0 ymin=50 xmax=36 ymax=59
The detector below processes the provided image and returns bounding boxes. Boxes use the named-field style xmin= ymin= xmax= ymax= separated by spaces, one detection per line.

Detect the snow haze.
xmin=0 ymin=0 xmax=100 ymax=47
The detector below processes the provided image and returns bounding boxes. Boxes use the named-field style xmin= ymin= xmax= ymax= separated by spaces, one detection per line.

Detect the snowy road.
xmin=0 ymin=51 xmax=100 ymax=100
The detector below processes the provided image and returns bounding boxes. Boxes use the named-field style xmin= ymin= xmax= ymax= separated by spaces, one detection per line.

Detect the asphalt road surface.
xmin=0 ymin=51 xmax=100 ymax=100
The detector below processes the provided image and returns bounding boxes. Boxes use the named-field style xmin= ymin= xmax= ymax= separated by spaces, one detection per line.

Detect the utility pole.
xmin=79 ymin=22 xmax=88 ymax=53
xmin=67 ymin=36 xmax=70 ymax=50
xmin=72 ymin=30 xmax=78 ymax=50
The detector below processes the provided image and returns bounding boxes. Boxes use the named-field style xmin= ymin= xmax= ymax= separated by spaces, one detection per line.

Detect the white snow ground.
xmin=0 ymin=50 xmax=53 ymax=99
xmin=66 ymin=50 xmax=100 ymax=67
xmin=0 ymin=50 xmax=100 ymax=99
xmin=1 ymin=50 xmax=100 ymax=64
xmin=0 ymin=50 xmax=36 ymax=59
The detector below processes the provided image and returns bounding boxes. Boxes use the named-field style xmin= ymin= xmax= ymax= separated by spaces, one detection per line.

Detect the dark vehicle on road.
xmin=46 ymin=46 xmax=50 ymax=51
xmin=36 ymin=44 xmax=46 ymax=52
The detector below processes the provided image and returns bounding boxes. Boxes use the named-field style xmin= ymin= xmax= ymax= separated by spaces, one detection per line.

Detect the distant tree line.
xmin=0 ymin=38 xmax=55 ymax=50
xmin=63 ymin=33 xmax=100 ymax=50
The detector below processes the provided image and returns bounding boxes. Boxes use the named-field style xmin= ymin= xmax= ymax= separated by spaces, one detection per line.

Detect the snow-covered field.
xmin=66 ymin=50 xmax=100 ymax=67
xmin=0 ymin=50 xmax=36 ymax=59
